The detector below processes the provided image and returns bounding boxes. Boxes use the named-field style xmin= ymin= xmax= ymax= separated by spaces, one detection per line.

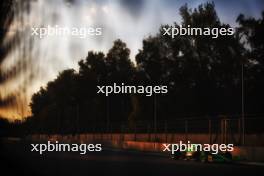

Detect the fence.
xmin=29 ymin=116 xmax=264 ymax=146
xmin=71 ymin=116 xmax=264 ymax=146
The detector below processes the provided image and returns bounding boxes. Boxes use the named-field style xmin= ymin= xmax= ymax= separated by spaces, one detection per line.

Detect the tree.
xmin=136 ymin=2 xmax=244 ymax=118
xmin=28 ymin=3 xmax=264 ymax=135
xmin=29 ymin=40 xmax=135 ymax=133
xmin=237 ymin=12 xmax=264 ymax=114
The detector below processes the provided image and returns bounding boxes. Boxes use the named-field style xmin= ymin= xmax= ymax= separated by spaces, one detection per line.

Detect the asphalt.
xmin=0 ymin=138 xmax=263 ymax=176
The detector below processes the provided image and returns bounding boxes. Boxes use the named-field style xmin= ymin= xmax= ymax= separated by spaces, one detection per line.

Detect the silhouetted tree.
xmin=27 ymin=3 xmax=264 ymax=134
xmin=136 ymin=2 xmax=244 ymax=118
xmin=237 ymin=12 xmax=264 ymax=114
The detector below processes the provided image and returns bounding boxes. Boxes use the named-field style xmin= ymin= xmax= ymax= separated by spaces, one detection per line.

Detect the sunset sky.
xmin=0 ymin=0 xmax=263 ymax=120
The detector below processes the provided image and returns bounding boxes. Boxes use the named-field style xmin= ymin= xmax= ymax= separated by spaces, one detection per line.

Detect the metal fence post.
xmin=225 ymin=119 xmax=227 ymax=144
xmin=185 ymin=119 xmax=188 ymax=142
xmin=134 ymin=123 xmax=137 ymax=141
xmin=209 ymin=119 xmax=212 ymax=144
xmin=221 ymin=119 xmax=224 ymax=144
xmin=165 ymin=121 xmax=167 ymax=143
xmin=238 ymin=118 xmax=241 ymax=145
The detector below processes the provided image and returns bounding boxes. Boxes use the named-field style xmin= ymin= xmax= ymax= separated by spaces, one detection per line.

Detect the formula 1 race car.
xmin=171 ymin=150 xmax=232 ymax=163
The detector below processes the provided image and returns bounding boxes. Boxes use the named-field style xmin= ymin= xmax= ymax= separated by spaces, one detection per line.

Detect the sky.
xmin=0 ymin=0 xmax=263 ymax=120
